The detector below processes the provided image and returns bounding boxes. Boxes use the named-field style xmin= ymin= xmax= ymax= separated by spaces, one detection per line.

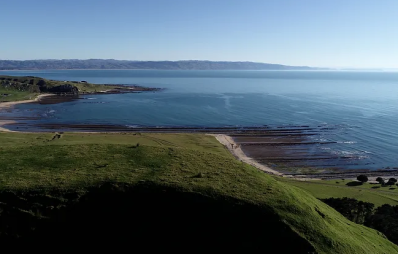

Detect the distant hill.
xmin=0 ymin=59 xmax=317 ymax=70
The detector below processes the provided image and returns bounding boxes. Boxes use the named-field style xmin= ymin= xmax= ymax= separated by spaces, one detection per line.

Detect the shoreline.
xmin=210 ymin=134 xmax=284 ymax=176
xmin=0 ymin=93 xmax=56 ymax=132
xmin=1 ymin=92 xmax=396 ymax=180
xmin=0 ymin=93 xmax=54 ymax=110
xmin=212 ymin=134 xmax=398 ymax=181
xmin=0 ymin=119 xmax=397 ymax=180
xmin=0 ymin=120 xmax=16 ymax=132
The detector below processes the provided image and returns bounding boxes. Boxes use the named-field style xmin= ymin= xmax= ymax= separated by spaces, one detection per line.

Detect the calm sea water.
xmin=1 ymin=70 xmax=398 ymax=170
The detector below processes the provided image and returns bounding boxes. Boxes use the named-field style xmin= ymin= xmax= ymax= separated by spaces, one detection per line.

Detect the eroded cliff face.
xmin=36 ymin=79 xmax=79 ymax=95
xmin=47 ymin=84 xmax=79 ymax=95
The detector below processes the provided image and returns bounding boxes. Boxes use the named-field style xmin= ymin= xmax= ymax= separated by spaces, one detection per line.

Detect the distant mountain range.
xmin=0 ymin=59 xmax=317 ymax=70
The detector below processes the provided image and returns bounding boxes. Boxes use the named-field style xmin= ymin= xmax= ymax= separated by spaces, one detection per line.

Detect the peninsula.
xmin=0 ymin=75 xmax=160 ymax=103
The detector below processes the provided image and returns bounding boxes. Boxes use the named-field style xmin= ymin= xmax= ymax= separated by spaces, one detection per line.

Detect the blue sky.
xmin=1 ymin=0 xmax=397 ymax=68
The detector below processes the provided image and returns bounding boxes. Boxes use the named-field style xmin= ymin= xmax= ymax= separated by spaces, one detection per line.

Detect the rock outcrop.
xmin=47 ymin=84 xmax=79 ymax=95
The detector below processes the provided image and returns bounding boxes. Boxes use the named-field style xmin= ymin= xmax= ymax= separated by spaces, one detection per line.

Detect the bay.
xmin=1 ymin=69 xmax=398 ymax=170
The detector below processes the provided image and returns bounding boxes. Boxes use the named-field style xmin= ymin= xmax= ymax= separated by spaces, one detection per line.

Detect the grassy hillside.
xmin=0 ymin=87 xmax=37 ymax=102
xmin=0 ymin=132 xmax=397 ymax=253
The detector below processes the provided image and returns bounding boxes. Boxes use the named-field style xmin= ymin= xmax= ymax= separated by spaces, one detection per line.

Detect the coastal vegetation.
xmin=0 ymin=131 xmax=396 ymax=253
xmin=0 ymin=87 xmax=36 ymax=102
xmin=322 ymin=197 xmax=398 ymax=245
xmin=281 ymin=178 xmax=398 ymax=207
xmin=357 ymin=175 xmax=369 ymax=184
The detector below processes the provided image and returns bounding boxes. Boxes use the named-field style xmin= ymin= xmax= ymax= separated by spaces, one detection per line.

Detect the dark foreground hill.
xmin=0 ymin=59 xmax=316 ymax=70
xmin=0 ymin=132 xmax=396 ymax=253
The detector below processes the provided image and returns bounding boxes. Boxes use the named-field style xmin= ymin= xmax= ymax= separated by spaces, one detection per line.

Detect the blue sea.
xmin=1 ymin=70 xmax=398 ymax=170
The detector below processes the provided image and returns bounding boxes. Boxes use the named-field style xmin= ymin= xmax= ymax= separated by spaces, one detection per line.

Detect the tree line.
xmin=357 ymin=174 xmax=397 ymax=186
xmin=322 ymin=197 xmax=398 ymax=245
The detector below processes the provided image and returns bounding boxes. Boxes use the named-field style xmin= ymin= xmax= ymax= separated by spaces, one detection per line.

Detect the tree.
xmin=322 ymin=197 xmax=374 ymax=224
xmin=376 ymin=177 xmax=385 ymax=185
xmin=357 ymin=175 xmax=368 ymax=184
xmin=387 ymin=178 xmax=397 ymax=185
xmin=365 ymin=204 xmax=398 ymax=245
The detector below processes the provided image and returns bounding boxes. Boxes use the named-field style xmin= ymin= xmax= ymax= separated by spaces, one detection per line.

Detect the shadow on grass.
xmin=346 ymin=181 xmax=363 ymax=186
xmin=0 ymin=183 xmax=315 ymax=253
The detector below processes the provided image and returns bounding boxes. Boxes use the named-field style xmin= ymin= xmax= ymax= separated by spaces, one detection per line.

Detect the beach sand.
xmin=0 ymin=94 xmax=53 ymax=110
xmin=210 ymin=134 xmax=284 ymax=176
xmin=0 ymin=120 xmax=16 ymax=132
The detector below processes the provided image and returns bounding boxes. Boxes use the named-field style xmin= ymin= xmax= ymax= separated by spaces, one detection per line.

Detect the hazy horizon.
xmin=1 ymin=59 xmax=398 ymax=71
xmin=2 ymin=0 xmax=398 ymax=69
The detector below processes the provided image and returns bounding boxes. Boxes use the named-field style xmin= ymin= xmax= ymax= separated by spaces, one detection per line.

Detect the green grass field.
xmin=0 ymin=133 xmax=229 ymax=190
xmin=0 ymin=87 xmax=38 ymax=102
xmin=281 ymin=178 xmax=398 ymax=207
xmin=0 ymin=131 xmax=397 ymax=253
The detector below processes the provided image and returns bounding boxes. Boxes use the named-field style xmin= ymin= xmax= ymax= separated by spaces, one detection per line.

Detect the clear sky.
xmin=1 ymin=0 xmax=397 ymax=68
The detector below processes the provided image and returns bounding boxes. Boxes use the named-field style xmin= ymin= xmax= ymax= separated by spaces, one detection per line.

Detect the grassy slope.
xmin=282 ymin=178 xmax=398 ymax=207
xmin=0 ymin=87 xmax=38 ymax=102
xmin=0 ymin=132 xmax=397 ymax=253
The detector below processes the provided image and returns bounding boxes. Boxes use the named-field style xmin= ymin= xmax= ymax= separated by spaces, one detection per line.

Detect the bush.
xmin=322 ymin=197 xmax=374 ymax=224
xmin=387 ymin=178 xmax=397 ymax=185
xmin=357 ymin=175 xmax=368 ymax=184
xmin=323 ymin=198 xmax=398 ymax=245
xmin=365 ymin=204 xmax=398 ymax=245
xmin=376 ymin=177 xmax=385 ymax=185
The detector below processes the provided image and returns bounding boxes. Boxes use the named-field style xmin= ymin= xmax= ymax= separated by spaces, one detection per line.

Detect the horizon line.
xmin=0 ymin=59 xmax=397 ymax=70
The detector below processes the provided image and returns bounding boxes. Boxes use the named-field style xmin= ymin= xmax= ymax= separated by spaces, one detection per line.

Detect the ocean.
xmin=1 ymin=69 xmax=398 ymax=171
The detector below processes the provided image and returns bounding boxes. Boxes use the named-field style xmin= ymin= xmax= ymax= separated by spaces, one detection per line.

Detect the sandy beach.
xmin=0 ymin=94 xmax=53 ymax=110
xmin=210 ymin=134 xmax=283 ymax=176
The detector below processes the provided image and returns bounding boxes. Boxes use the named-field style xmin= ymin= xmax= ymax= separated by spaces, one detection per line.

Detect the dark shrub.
xmin=322 ymin=197 xmax=374 ymax=224
xmin=357 ymin=175 xmax=368 ymax=184
xmin=376 ymin=177 xmax=384 ymax=183
xmin=387 ymin=178 xmax=397 ymax=185
xmin=365 ymin=204 xmax=398 ymax=245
